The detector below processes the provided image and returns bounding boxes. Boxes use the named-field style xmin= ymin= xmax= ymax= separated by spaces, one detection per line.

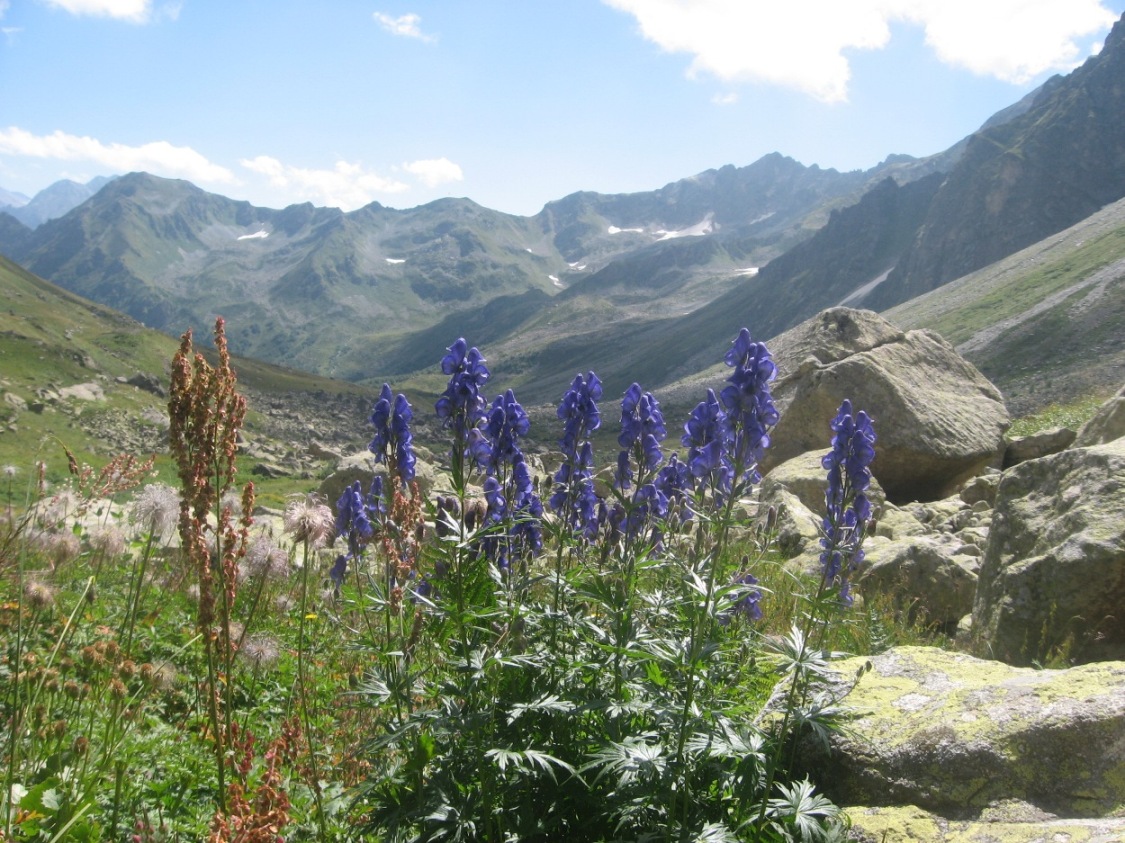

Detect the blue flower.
xmin=478 ymin=389 xmax=531 ymax=474
xmin=616 ymin=383 xmax=666 ymax=490
xmin=719 ymin=329 xmax=779 ymax=488
xmin=682 ymin=388 xmax=730 ymax=490
xmin=336 ymin=480 xmax=373 ymax=545
xmin=557 ymin=372 xmax=603 ymax=456
xmin=370 ymin=384 xmax=417 ymax=483
xmin=819 ymin=399 xmax=877 ymax=605
xmin=435 ymin=338 xmax=490 ymax=438
xmin=721 ymin=571 xmax=763 ymax=623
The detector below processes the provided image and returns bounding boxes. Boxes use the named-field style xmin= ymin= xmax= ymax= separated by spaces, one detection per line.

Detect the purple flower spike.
xmin=820 ymin=399 xmax=877 ymax=606
xmin=370 ymin=383 xmax=416 ymax=483
xmin=719 ymin=329 xmax=779 ymax=488
xmin=435 ymin=337 xmax=490 ymax=438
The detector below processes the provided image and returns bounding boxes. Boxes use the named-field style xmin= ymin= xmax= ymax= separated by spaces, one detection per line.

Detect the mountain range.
xmin=2 ymin=13 xmax=1124 ymax=418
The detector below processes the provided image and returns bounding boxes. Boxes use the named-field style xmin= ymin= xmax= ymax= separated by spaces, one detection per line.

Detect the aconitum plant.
xmin=549 ymin=372 xmax=603 ymax=541
xmin=720 ymin=327 xmax=779 ymax=488
xmin=369 ymin=383 xmax=417 ymax=484
xmin=682 ymin=387 xmax=731 ymax=493
xmin=615 ymin=382 xmax=667 ymax=490
xmin=477 ymin=389 xmax=531 ymax=476
xmin=435 ymin=338 xmax=490 ymax=439
xmin=820 ymin=398 xmax=877 ymax=605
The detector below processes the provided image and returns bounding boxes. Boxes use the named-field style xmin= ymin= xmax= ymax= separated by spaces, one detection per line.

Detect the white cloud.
xmin=240 ymin=155 xmax=410 ymax=210
xmin=900 ymin=1 xmax=1118 ymax=83
xmin=41 ymin=0 xmax=152 ymax=23
xmin=373 ymin=11 xmax=435 ymax=42
xmin=711 ymin=91 xmax=738 ymax=106
xmin=603 ymin=0 xmax=1118 ymax=101
xmin=401 ymin=157 xmax=463 ymax=187
xmin=0 ymin=127 xmax=235 ymax=183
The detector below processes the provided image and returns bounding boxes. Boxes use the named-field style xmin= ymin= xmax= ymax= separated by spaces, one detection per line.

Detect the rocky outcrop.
xmin=1002 ymin=425 xmax=1076 ymax=467
xmin=765 ymin=308 xmax=1009 ymax=503
xmin=795 ymin=647 xmax=1125 ymax=825
xmin=1074 ymin=382 xmax=1125 ymax=447
xmin=973 ymin=436 xmax=1125 ymax=665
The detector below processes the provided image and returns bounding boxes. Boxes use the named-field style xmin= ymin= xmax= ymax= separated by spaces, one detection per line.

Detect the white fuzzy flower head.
xmin=283 ymin=493 xmax=334 ymax=548
xmin=89 ymin=525 xmax=126 ymax=557
xmin=132 ymin=483 xmax=181 ymax=537
xmin=244 ymin=533 xmax=291 ymax=580
xmin=239 ymin=633 xmax=281 ymax=671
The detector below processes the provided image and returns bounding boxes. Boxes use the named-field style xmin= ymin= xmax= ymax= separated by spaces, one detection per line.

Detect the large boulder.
xmin=1074 ymin=382 xmax=1125 ymax=447
xmin=759 ymin=450 xmax=887 ymax=558
xmin=764 ymin=308 xmax=1009 ymax=503
xmin=973 ymin=437 xmax=1125 ymax=665
xmin=846 ymin=804 xmax=1125 ymax=843
xmin=860 ymin=536 xmax=978 ymax=628
xmin=792 ymin=647 xmax=1125 ymax=821
xmin=318 ymin=449 xmax=442 ymax=507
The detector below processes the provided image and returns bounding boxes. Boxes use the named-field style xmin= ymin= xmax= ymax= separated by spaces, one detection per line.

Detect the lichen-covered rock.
xmin=859 ymin=537 xmax=977 ymax=627
xmin=973 ymin=437 xmax=1125 ymax=665
xmin=759 ymin=450 xmax=886 ymax=557
xmin=845 ymin=803 xmax=1125 ymax=843
xmin=795 ymin=647 xmax=1125 ymax=820
xmin=1002 ymin=426 xmax=1076 ymax=467
xmin=1074 ymin=382 xmax=1125 ymax=447
xmin=765 ymin=308 xmax=1009 ymax=503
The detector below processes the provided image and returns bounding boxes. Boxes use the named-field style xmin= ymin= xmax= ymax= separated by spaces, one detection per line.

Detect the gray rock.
xmin=860 ymin=537 xmax=977 ymax=627
xmin=3 ymin=392 xmax=27 ymax=412
xmin=1002 ymin=426 xmax=1076 ymax=467
xmin=973 ymin=437 xmax=1125 ymax=665
xmin=792 ymin=647 xmax=1125 ymax=820
xmin=958 ymin=473 xmax=1000 ymax=507
xmin=1074 ymin=383 xmax=1125 ymax=447
xmin=125 ymin=372 xmax=167 ymax=398
xmin=57 ymin=382 xmax=104 ymax=402
xmin=765 ymin=308 xmax=1009 ymax=503
xmin=845 ymin=804 xmax=1125 ymax=843
xmin=318 ymin=450 xmax=440 ymax=506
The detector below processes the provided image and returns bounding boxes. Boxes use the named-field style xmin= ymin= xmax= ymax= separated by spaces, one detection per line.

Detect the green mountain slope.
xmin=867 ymin=14 xmax=1125 ymax=308
xmin=884 ymin=196 xmax=1125 ymax=415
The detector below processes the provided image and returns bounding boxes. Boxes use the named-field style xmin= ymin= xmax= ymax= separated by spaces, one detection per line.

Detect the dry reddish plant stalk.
xmin=168 ymin=317 xmax=255 ymax=814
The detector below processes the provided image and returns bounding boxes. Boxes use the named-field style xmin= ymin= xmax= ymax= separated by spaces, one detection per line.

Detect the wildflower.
xmin=243 ymin=533 xmax=291 ymax=581
xmin=88 ymin=525 xmax=126 ymax=557
xmin=435 ymin=338 xmax=490 ymax=438
xmin=2 ymin=464 xmax=16 ymax=477
xmin=478 ymin=389 xmax=531 ymax=474
xmin=725 ymin=571 xmax=763 ymax=622
xmin=273 ymin=594 xmax=296 ymax=613
xmin=239 ymin=633 xmax=281 ymax=671
xmin=336 ymin=480 xmax=374 ymax=559
xmin=550 ymin=374 xmax=603 ymax=540
xmin=282 ymin=493 xmax=334 ymax=548
xmin=820 ymin=399 xmax=877 ymax=605
xmin=370 ymin=383 xmax=417 ymax=483
xmin=557 ymin=372 xmax=603 ymax=455
xmin=682 ymin=388 xmax=730 ymax=489
xmin=24 ymin=579 xmax=56 ymax=611
xmin=719 ymin=328 xmax=779 ymax=488
xmin=616 ymin=383 xmax=666 ymax=489
xmin=131 ymin=483 xmax=181 ymax=537
xmin=44 ymin=531 xmax=81 ymax=567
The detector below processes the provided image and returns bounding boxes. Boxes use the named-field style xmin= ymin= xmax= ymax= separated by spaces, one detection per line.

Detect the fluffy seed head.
xmin=283 ymin=494 xmax=334 ymax=548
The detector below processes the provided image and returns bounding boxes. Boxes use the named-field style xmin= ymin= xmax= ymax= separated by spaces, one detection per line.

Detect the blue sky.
xmin=1 ymin=0 xmax=1123 ymax=216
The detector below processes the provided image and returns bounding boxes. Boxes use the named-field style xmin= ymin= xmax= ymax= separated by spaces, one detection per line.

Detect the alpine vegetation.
xmin=0 ymin=322 xmax=881 ymax=843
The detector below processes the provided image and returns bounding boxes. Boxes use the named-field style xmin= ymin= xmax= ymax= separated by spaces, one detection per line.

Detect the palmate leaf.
xmin=505 ymin=692 xmax=576 ymax=724
xmin=583 ymin=734 xmax=668 ymax=787
xmin=483 ymin=746 xmax=580 ymax=782
xmin=764 ymin=778 xmax=842 ymax=843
